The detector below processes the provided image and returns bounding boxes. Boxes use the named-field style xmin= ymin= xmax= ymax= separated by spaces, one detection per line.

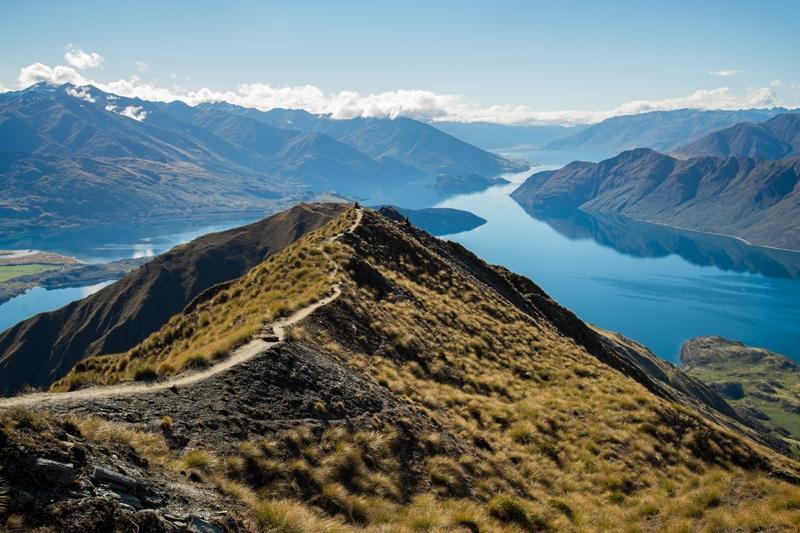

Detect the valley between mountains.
xmin=3 ymin=205 xmax=800 ymax=531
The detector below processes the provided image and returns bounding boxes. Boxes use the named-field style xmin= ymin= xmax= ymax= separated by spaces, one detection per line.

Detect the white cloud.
xmin=709 ymin=69 xmax=742 ymax=77
xmin=66 ymin=85 xmax=96 ymax=103
xmin=135 ymin=61 xmax=149 ymax=72
xmin=770 ymin=79 xmax=783 ymax=88
xmin=64 ymin=44 xmax=104 ymax=70
xmin=14 ymin=57 xmax=790 ymax=126
xmin=0 ymin=81 xmax=7 ymax=93
xmin=119 ymin=105 xmax=147 ymax=121
xmin=18 ymin=62 xmax=88 ymax=86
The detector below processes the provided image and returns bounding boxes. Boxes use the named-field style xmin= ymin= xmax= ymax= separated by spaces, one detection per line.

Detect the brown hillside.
xmin=7 ymin=206 xmax=797 ymax=531
xmin=0 ymin=203 xmax=346 ymax=395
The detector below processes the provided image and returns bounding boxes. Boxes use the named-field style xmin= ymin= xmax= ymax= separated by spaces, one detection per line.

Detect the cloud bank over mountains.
xmin=6 ymin=46 xmax=791 ymax=126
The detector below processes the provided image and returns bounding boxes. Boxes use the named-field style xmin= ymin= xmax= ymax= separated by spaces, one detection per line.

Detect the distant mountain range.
xmin=194 ymin=104 xmax=526 ymax=177
xmin=671 ymin=113 xmax=800 ymax=159
xmin=429 ymin=121 xmax=583 ymax=150
xmin=511 ymin=148 xmax=800 ymax=250
xmin=0 ymin=83 xmax=525 ymax=231
xmin=544 ymin=108 xmax=795 ymax=153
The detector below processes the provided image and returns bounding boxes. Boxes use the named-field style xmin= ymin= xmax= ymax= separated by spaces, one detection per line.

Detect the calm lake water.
xmin=1 ymin=149 xmax=799 ymax=362
xmin=0 ymin=281 xmax=114 ymax=332
xmin=435 ymin=150 xmax=800 ymax=362
xmin=0 ymin=219 xmax=259 ymax=332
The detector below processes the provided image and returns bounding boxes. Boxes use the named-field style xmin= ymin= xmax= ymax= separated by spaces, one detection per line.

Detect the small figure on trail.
xmin=405 ymin=216 xmax=411 ymax=227
xmin=354 ymin=201 xmax=360 ymax=209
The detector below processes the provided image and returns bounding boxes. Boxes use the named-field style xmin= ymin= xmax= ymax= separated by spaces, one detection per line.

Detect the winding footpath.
xmin=0 ymin=208 xmax=363 ymax=409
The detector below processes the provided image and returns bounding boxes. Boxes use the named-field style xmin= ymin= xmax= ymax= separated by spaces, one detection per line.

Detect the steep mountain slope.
xmin=511 ymin=149 xmax=800 ymax=250
xmin=0 ymin=203 xmax=346 ymax=395
xmin=681 ymin=337 xmax=800 ymax=442
xmin=545 ymin=108 xmax=792 ymax=152
xmin=160 ymin=103 xmax=429 ymax=196
xmin=199 ymin=104 xmax=529 ymax=177
xmin=0 ymin=83 xmax=291 ymax=230
xmin=672 ymin=113 xmax=800 ymax=159
xmin=3 ymin=206 xmax=800 ymax=531
xmin=0 ymin=83 xmax=525 ymax=232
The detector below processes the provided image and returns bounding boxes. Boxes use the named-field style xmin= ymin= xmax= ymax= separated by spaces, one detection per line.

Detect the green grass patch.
xmin=0 ymin=264 xmax=58 ymax=282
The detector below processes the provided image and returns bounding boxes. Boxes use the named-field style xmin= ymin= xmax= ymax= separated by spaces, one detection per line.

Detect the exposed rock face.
xmin=510 ymin=149 xmax=800 ymax=250
xmin=0 ymin=203 xmax=347 ymax=395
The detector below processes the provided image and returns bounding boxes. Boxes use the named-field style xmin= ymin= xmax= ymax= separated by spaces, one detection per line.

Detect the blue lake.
xmin=435 ymin=151 xmax=800 ymax=362
xmin=0 ymin=219 xmax=259 ymax=332
xmin=0 ymin=281 xmax=114 ymax=333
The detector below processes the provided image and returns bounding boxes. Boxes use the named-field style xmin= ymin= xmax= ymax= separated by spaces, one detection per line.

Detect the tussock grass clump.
xmin=159 ymin=415 xmax=173 ymax=432
xmin=180 ymin=449 xmax=217 ymax=474
xmin=253 ymin=498 xmax=346 ymax=533
xmin=0 ymin=475 xmax=8 ymax=515
xmin=70 ymin=416 xmax=170 ymax=465
xmin=487 ymin=494 xmax=548 ymax=531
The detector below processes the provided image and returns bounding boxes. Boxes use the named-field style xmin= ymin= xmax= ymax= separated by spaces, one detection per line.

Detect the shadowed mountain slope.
xmin=0 ymin=203 xmax=346 ymax=395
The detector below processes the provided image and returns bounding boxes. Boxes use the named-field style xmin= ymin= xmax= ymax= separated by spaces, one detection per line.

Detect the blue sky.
xmin=2 ymin=0 xmax=798 ymax=124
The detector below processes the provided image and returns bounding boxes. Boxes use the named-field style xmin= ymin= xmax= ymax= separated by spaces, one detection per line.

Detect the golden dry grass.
xmin=50 ymin=211 xmax=356 ymax=391
xmin=281 ymin=211 xmax=800 ymax=531
xmin=31 ymin=209 xmax=800 ymax=531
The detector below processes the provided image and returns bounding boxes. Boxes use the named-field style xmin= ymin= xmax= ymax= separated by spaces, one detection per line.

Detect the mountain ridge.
xmin=0 ymin=203 xmax=347 ymax=395
xmin=671 ymin=112 xmax=800 ymax=159
xmin=545 ymin=108 xmax=795 ymax=153
xmin=2 ymin=205 xmax=800 ymax=530
xmin=510 ymin=149 xmax=800 ymax=250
